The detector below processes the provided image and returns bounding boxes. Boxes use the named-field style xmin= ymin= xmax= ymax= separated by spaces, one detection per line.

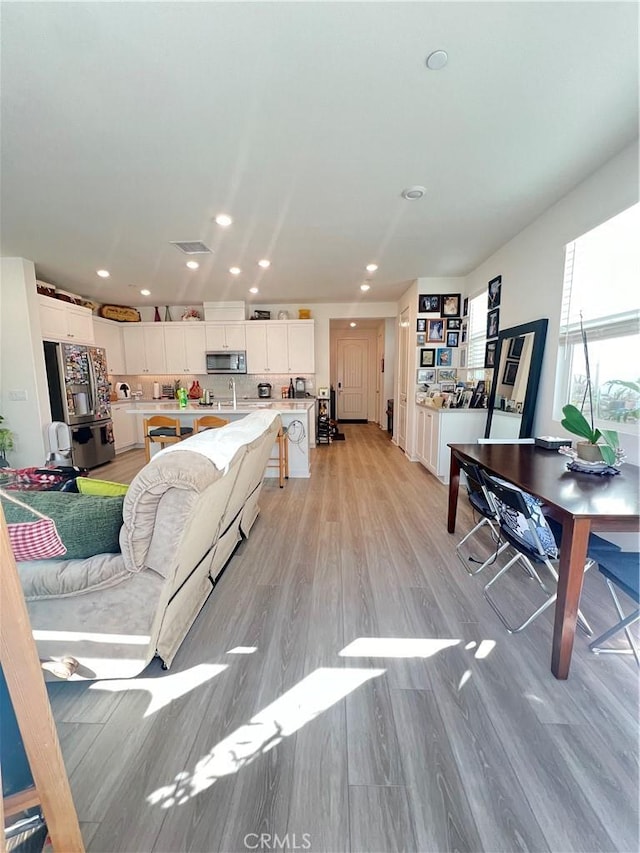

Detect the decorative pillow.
xmin=76 ymin=477 xmax=129 ymax=496
xmin=1 ymin=492 xmax=124 ymax=560
xmin=7 ymin=518 xmax=67 ymax=561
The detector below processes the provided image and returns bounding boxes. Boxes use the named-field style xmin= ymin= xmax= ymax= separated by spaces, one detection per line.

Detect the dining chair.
xmin=143 ymin=416 xmax=193 ymax=462
xmin=452 ymin=451 xmax=508 ymax=575
xmin=479 ymin=471 xmax=594 ymax=635
xmin=193 ymin=415 xmax=229 ymax=433
xmin=589 ymin=551 xmax=639 ymax=666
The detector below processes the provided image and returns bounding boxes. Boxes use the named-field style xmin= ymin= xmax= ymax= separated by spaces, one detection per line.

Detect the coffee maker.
xmin=295 ymin=377 xmax=306 ymax=398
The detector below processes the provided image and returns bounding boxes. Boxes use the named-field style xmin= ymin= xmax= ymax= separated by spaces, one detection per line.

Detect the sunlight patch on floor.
xmin=32 ymin=629 xmax=150 ymax=645
xmin=226 ymin=646 xmax=258 ymax=654
xmin=339 ymin=637 xmax=460 ymax=658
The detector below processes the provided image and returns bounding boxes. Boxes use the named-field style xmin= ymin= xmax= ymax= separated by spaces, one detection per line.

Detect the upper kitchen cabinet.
xmin=164 ymin=324 xmax=206 ymax=374
xmin=122 ymin=324 xmax=166 ymax=374
xmin=245 ymin=323 xmax=288 ymax=374
xmin=286 ymin=321 xmax=315 ymax=373
xmin=38 ymin=296 xmax=95 ymax=344
xmin=205 ymin=323 xmax=246 ymax=351
xmin=93 ymin=317 xmax=125 ymax=374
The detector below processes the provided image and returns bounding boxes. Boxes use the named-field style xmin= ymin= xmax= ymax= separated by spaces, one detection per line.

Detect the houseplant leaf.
xmin=561 ymin=404 xmax=598 ymax=443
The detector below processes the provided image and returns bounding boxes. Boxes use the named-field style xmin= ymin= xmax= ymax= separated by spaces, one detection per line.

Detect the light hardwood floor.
xmin=50 ymin=426 xmax=639 ymax=852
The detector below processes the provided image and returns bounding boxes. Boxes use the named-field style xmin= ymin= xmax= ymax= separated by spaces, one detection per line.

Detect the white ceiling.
xmin=1 ymin=2 xmax=638 ymax=308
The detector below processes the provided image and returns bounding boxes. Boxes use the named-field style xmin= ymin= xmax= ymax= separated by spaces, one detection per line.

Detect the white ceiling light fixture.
xmin=426 ymin=50 xmax=448 ymax=71
xmin=350 ymin=322 xmax=357 ymax=328
xmin=249 ymin=287 xmax=259 ymax=294
xmin=365 ymin=263 xmax=378 ymax=273
xmin=96 ymin=269 xmax=110 ymax=278
xmin=215 ymin=214 xmax=233 ymax=228
xmin=186 ymin=261 xmax=199 ymax=270
xmin=258 ymin=259 xmax=271 ymax=269
xmin=401 ymin=186 xmax=426 ymax=200
xmin=229 ymin=266 xmax=241 ymax=275
xmin=360 ymin=283 xmax=371 ymax=292
xmin=140 ymin=289 xmax=151 ymax=296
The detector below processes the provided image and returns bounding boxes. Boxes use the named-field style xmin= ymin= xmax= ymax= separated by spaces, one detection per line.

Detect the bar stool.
xmin=193 ymin=415 xmax=229 ymax=432
xmin=143 ymin=416 xmax=193 ymax=462
xmin=265 ymin=427 xmax=289 ymax=488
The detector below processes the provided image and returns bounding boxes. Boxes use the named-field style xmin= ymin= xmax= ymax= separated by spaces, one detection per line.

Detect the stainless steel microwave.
xmin=205 ymin=350 xmax=247 ymax=374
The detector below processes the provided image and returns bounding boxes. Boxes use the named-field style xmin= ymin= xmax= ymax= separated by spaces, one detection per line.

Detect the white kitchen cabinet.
xmin=415 ymin=403 xmax=487 ymax=483
xmin=164 ymin=324 xmax=206 ymax=373
xmin=111 ymin=403 xmax=137 ymax=452
xmin=122 ymin=324 xmax=166 ymax=374
xmin=245 ymin=322 xmax=288 ymax=374
xmin=205 ymin=323 xmax=246 ymax=351
xmin=93 ymin=317 xmax=126 ymax=374
xmin=286 ymin=321 xmax=315 ymax=373
xmin=38 ymin=296 xmax=94 ymax=344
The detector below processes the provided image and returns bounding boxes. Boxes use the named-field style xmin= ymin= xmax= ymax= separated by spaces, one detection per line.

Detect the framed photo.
xmin=418 ymin=294 xmax=441 ymax=314
xmin=416 ymin=318 xmax=427 ymax=332
xmin=508 ymin=335 xmax=525 ymax=359
xmin=436 ymin=347 xmax=453 ymax=366
xmin=502 ymin=360 xmax=519 ymax=386
xmin=438 ymin=368 xmax=457 ymax=383
xmin=446 ymin=318 xmax=461 ymax=330
xmin=488 ymin=275 xmax=502 ymax=310
xmin=427 ymin=319 xmax=445 ymax=342
xmin=420 ymin=348 xmax=436 ymax=367
xmin=487 ymin=307 xmax=500 ymax=340
xmin=485 ymin=340 xmax=497 ymax=368
xmin=470 ymin=380 xmax=486 ymax=409
xmin=461 ymin=321 xmax=468 ymax=344
xmin=446 ymin=331 xmax=459 ymax=348
xmin=459 ymin=347 xmax=467 ymax=368
xmin=463 ymin=297 xmax=469 ymax=317
xmin=441 ymin=293 xmax=461 ymax=317
xmin=417 ymin=368 xmax=436 ymax=384
xmin=416 ymin=333 xmax=426 ymax=346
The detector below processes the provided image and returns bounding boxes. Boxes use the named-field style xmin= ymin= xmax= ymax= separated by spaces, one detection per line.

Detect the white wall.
xmin=0 ymin=258 xmax=50 ymax=466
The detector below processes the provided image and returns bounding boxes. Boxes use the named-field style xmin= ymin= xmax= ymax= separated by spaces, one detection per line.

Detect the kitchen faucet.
xmin=229 ymin=378 xmax=236 ymax=409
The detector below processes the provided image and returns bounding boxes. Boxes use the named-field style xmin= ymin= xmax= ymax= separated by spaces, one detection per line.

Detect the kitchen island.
xmin=127 ymin=399 xmax=315 ymax=478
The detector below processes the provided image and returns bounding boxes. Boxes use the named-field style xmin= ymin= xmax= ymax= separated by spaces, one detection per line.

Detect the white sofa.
xmin=19 ymin=411 xmax=281 ymax=680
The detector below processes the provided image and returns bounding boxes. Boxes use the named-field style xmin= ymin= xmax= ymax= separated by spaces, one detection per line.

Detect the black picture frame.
xmin=470 ymin=380 xmax=486 ymax=409
xmin=487 ymin=307 xmax=500 ymax=340
xmin=446 ymin=318 xmax=461 ymax=330
xmin=420 ymin=348 xmax=436 ymax=367
xmin=461 ymin=321 xmax=468 ymax=344
xmin=502 ymin=360 xmax=519 ymax=386
xmin=488 ymin=275 xmax=502 ymax=310
xmin=446 ymin=331 xmax=459 ymax=348
xmin=418 ymin=294 xmax=441 ymax=314
xmin=508 ymin=335 xmax=525 ymax=359
xmin=462 ymin=297 xmax=469 ymax=317
xmin=427 ymin=319 xmax=445 ymax=342
xmin=441 ymin=293 xmax=461 ymax=317
xmin=416 ymin=318 xmax=427 ymax=332
xmin=485 ymin=340 xmax=497 ymax=368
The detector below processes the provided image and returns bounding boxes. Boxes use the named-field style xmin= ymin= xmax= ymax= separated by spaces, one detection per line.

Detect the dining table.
xmin=447 ymin=443 xmax=640 ymax=679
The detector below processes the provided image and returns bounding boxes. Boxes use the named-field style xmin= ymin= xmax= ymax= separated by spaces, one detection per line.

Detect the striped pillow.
xmin=7 ymin=518 xmax=67 ymax=561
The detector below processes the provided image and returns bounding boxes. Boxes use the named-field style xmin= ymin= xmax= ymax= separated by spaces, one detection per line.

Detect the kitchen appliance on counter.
xmin=205 ymin=350 xmax=247 ymax=374
xmin=295 ymin=377 xmax=306 ymax=398
xmin=257 ymin=382 xmax=272 ymax=398
xmin=116 ymin=382 xmax=131 ymax=399
xmin=43 ymin=341 xmax=115 ymax=469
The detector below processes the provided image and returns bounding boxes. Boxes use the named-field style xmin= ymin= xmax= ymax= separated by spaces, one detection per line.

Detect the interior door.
xmin=337 ymin=338 xmax=369 ymax=420
xmin=397 ymin=307 xmax=410 ymax=449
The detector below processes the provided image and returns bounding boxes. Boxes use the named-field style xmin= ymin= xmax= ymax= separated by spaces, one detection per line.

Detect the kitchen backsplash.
xmin=110 ymin=374 xmax=316 ymax=399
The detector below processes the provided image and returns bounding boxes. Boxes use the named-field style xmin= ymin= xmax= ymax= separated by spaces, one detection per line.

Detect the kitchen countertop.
xmin=126 ymin=399 xmax=315 ymax=415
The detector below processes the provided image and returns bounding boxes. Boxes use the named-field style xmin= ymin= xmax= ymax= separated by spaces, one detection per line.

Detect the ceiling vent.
xmin=170 ymin=241 xmax=212 ymax=255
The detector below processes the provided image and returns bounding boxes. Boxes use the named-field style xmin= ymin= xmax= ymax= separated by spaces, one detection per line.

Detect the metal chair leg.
xmin=456 ymin=517 xmax=507 ymax=575
xmin=589 ymin=580 xmax=640 ymax=665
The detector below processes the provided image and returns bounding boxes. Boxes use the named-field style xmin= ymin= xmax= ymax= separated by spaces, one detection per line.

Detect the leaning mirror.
xmin=484 ymin=318 xmax=548 ymax=439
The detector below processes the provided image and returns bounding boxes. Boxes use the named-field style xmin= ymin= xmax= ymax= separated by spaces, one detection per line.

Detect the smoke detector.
xmin=401 ymin=186 xmax=426 ymax=200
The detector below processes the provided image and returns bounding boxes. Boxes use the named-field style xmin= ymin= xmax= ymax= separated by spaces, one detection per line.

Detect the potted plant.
xmin=0 ymin=415 xmax=14 ymax=467
xmin=560 ymin=317 xmax=620 ymax=466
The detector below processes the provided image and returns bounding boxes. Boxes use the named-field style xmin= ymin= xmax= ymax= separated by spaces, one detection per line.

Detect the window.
xmin=466 ymin=289 xmax=488 ymax=380
xmin=556 ymin=203 xmax=640 ymax=433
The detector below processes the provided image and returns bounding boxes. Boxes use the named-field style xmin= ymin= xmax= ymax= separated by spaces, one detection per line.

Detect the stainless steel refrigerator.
xmin=43 ymin=341 xmax=115 ymax=468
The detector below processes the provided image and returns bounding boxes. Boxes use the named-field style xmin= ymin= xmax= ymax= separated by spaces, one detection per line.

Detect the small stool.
xmin=143 ymin=416 xmax=193 ymax=462
xmin=266 ymin=427 xmax=289 ymax=487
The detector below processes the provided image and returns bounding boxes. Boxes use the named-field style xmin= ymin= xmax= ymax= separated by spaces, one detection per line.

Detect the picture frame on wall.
xmin=508 ymin=335 xmax=525 ymax=359
xmin=441 ymin=293 xmax=461 ymax=317
xmin=485 ymin=340 xmax=497 ymax=368
xmin=446 ymin=318 xmax=461 ymax=330
xmin=502 ymin=360 xmax=519 ymax=386
xmin=420 ymin=348 xmax=436 ymax=367
xmin=417 ymin=333 xmax=426 ymax=346
xmin=438 ymin=368 xmax=457 ymax=383
xmin=446 ymin=331 xmax=459 ymax=348
xmin=436 ymin=347 xmax=453 ymax=366
xmin=417 ymin=368 xmax=436 ymax=384
xmin=461 ymin=321 xmax=468 ymax=344
xmin=427 ymin=319 xmax=445 ymax=342
xmin=488 ymin=275 xmax=502 ymax=310
xmin=487 ymin=307 xmax=500 ymax=340
xmin=418 ymin=294 xmax=441 ymax=313
xmin=416 ymin=318 xmax=427 ymax=332
xmin=460 ymin=347 xmax=467 ymax=368
xmin=462 ymin=297 xmax=469 ymax=317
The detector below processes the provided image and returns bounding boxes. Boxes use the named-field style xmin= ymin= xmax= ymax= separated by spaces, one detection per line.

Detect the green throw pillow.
xmin=1 ymin=491 xmax=124 ymax=560
xmin=76 ymin=477 xmax=129 ymax=496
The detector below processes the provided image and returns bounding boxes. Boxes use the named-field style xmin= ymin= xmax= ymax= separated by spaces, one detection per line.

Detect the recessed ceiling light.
xmin=360 ymin=283 xmax=371 ymax=292
xmin=401 ymin=186 xmax=426 ymax=200
xmin=186 ymin=261 xmax=199 ymax=270
xmin=229 ymin=266 xmax=241 ymax=275
xmin=140 ymin=289 xmax=151 ymax=296
xmin=350 ymin=322 xmax=357 ymax=328
xmin=215 ymin=214 xmax=233 ymax=227
xmin=96 ymin=269 xmax=110 ymax=278
xmin=249 ymin=287 xmax=259 ymax=294
xmin=426 ymin=50 xmax=448 ymax=71
xmin=258 ymin=259 xmax=271 ymax=269
xmin=366 ymin=264 xmax=378 ymax=273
